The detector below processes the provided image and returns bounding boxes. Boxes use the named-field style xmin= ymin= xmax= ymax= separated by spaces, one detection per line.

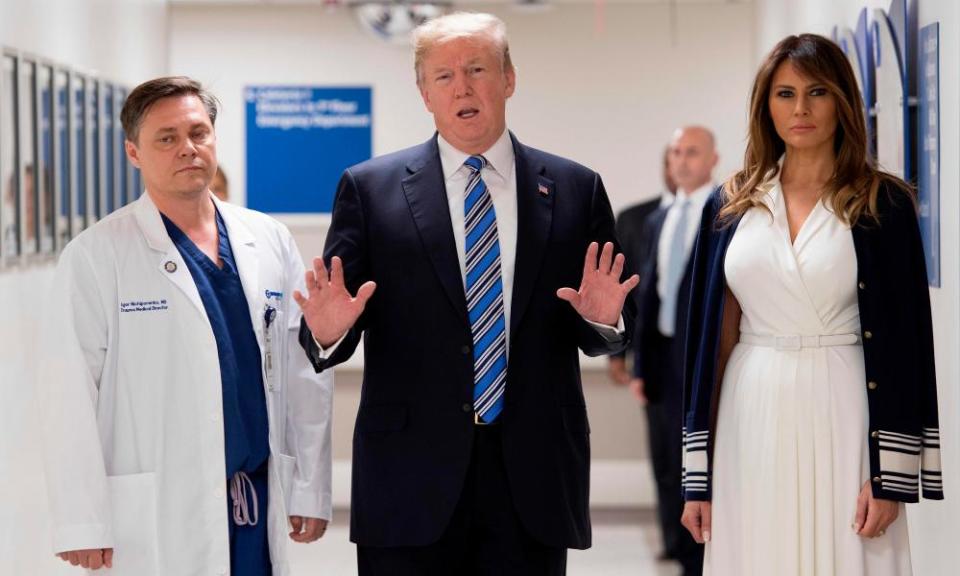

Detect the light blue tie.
xmin=659 ymin=199 xmax=691 ymax=337
xmin=464 ymin=156 xmax=507 ymax=423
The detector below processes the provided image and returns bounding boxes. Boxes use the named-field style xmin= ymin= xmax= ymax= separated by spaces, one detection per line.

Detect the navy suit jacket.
xmin=299 ymin=133 xmax=635 ymax=549
xmin=633 ymin=206 xmax=695 ymax=407
xmin=610 ymin=198 xmax=662 ymax=360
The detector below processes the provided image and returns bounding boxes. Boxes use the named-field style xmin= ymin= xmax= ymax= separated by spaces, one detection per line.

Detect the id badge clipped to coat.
xmin=263 ymin=302 xmax=278 ymax=391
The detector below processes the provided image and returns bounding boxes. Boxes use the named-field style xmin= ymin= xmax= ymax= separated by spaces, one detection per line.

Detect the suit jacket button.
xmin=871 ymin=430 xmax=879 ymax=438
xmin=863 ymin=330 xmax=873 ymax=339
xmin=867 ymin=381 xmax=878 ymax=390
xmin=858 ymin=281 xmax=867 ymax=290
xmin=872 ymin=476 xmax=882 ymax=484
xmin=461 ymin=345 xmax=471 ymax=355
xmin=462 ymin=403 xmax=472 ymax=413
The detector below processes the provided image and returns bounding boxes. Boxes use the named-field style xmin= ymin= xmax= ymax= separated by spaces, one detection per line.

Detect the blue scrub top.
xmin=163 ymin=210 xmax=272 ymax=574
xmin=163 ymin=210 xmax=270 ymax=476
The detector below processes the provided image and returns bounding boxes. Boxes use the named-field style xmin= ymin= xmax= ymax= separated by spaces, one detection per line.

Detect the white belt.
xmin=739 ymin=332 xmax=861 ymax=351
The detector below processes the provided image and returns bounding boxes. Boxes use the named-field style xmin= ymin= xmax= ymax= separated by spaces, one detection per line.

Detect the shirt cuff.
xmin=288 ymin=488 xmax=332 ymax=522
xmin=51 ymin=523 xmax=113 ymax=555
xmin=313 ymin=331 xmax=347 ymax=360
xmin=585 ymin=314 xmax=626 ymax=342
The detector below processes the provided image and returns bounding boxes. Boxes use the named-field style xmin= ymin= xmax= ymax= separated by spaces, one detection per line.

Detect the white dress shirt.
xmin=437 ymin=130 xmax=519 ymax=345
xmin=656 ymin=182 xmax=714 ymax=336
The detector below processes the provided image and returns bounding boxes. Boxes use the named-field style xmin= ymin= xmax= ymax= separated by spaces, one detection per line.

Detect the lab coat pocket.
xmin=275 ymin=453 xmax=297 ymax=510
xmin=104 ymin=472 xmax=159 ymax=576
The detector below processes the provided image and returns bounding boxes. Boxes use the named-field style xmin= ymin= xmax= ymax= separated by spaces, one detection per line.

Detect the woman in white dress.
xmin=679 ymin=34 xmax=943 ymax=575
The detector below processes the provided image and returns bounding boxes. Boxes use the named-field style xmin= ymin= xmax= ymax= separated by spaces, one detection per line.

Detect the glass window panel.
xmin=56 ymin=69 xmax=70 ymax=246
xmin=90 ymin=81 xmax=100 ymax=220
xmin=104 ymin=83 xmax=114 ymax=214
xmin=1 ymin=55 xmax=18 ymax=259
xmin=38 ymin=64 xmax=54 ymax=253
xmin=118 ymin=88 xmax=129 ymax=207
xmin=73 ymin=75 xmax=87 ymax=230
xmin=20 ymin=59 xmax=36 ymax=256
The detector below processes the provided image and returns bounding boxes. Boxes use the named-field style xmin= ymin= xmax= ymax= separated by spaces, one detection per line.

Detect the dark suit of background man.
xmin=633 ymin=126 xmax=718 ymax=576
xmin=293 ymin=12 xmax=639 ymax=576
xmin=607 ymin=147 xmax=676 ymax=386
xmin=606 ymin=147 xmax=676 ymax=564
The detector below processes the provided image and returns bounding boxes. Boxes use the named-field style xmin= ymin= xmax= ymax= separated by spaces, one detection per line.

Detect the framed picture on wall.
xmin=1 ymin=52 xmax=20 ymax=264
xmin=73 ymin=73 xmax=90 ymax=232
xmin=103 ymin=81 xmax=117 ymax=216
xmin=87 ymin=79 xmax=100 ymax=221
xmin=0 ymin=49 xmax=135 ymax=266
xmin=19 ymin=56 xmax=38 ymax=258
xmin=38 ymin=61 xmax=55 ymax=255
xmin=54 ymin=67 xmax=71 ymax=248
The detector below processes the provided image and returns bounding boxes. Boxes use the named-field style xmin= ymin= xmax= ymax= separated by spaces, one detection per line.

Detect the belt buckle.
xmin=775 ymin=335 xmax=802 ymax=351
xmin=474 ymin=412 xmax=490 ymax=426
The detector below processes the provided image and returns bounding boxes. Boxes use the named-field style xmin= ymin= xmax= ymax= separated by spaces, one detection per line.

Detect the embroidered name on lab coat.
xmin=120 ymin=299 xmax=170 ymax=313
xmin=265 ymin=290 xmax=283 ymax=301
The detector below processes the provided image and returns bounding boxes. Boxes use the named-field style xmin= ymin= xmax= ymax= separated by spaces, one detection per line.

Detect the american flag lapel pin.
xmin=538 ymin=183 xmax=550 ymax=197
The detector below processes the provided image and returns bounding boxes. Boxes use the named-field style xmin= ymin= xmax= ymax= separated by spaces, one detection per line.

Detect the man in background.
xmin=607 ymin=147 xmax=675 ymax=385
xmin=633 ymin=125 xmax=718 ymax=576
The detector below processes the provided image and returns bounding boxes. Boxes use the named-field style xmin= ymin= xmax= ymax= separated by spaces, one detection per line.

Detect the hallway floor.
xmin=288 ymin=508 xmax=684 ymax=575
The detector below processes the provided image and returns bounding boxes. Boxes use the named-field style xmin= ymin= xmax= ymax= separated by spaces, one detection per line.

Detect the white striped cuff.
xmin=922 ymin=427 xmax=944 ymax=498
xmin=877 ymin=430 xmax=920 ymax=498
xmin=876 ymin=429 xmax=944 ymax=500
xmin=682 ymin=427 xmax=710 ymax=499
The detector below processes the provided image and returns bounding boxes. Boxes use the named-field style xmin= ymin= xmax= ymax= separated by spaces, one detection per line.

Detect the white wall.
xmin=168 ymin=1 xmax=755 ymax=247
xmin=753 ymin=0 xmax=960 ymax=573
xmin=0 ymin=1 xmax=168 ymax=573
xmin=0 ymin=0 xmax=168 ymax=81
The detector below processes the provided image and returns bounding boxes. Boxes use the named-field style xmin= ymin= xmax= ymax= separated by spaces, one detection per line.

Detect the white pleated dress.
xmin=706 ymin=182 xmax=913 ymax=576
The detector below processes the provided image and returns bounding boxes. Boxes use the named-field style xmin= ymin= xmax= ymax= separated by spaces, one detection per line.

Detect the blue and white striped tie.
xmin=464 ymin=155 xmax=507 ymax=424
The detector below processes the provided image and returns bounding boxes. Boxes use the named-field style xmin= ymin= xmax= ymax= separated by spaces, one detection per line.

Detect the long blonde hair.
xmin=720 ymin=34 xmax=912 ymax=226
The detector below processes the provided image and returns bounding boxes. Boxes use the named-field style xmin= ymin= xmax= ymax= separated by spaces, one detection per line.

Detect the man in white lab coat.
xmin=39 ymin=76 xmax=332 ymax=575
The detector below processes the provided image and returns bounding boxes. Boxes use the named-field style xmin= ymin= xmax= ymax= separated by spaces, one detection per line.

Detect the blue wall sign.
xmin=245 ymin=86 xmax=372 ymax=213
xmin=918 ymin=22 xmax=939 ymax=287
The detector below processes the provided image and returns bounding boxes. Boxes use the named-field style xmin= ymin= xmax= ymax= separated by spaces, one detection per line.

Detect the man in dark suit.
xmin=293 ymin=12 xmax=638 ymax=576
xmin=633 ymin=126 xmax=717 ymax=576
xmin=607 ymin=147 xmax=675 ymax=385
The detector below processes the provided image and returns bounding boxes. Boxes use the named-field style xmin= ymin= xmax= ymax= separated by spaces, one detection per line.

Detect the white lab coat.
xmin=38 ymin=193 xmax=333 ymax=576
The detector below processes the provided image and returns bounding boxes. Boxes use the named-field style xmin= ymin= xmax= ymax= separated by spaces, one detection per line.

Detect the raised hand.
xmin=293 ymin=256 xmax=376 ymax=348
xmin=57 ymin=548 xmax=113 ymax=570
xmin=556 ymin=241 xmax=640 ymax=326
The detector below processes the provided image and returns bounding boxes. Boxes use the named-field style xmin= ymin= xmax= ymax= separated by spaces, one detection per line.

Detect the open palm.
xmin=557 ymin=241 xmax=639 ymax=326
xmin=293 ymin=256 xmax=376 ymax=348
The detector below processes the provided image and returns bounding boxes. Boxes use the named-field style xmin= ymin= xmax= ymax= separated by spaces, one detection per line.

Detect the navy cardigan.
xmin=681 ymin=183 xmax=943 ymax=503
